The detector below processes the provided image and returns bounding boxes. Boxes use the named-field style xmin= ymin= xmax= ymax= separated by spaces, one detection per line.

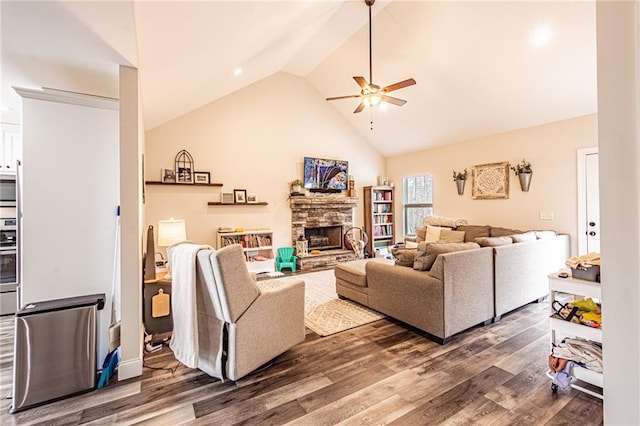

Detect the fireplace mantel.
xmin=289 ymin=196 xmax=358 ymax=210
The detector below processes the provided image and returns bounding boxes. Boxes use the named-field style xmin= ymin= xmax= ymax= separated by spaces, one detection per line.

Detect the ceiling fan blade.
xmin=353 ymin=76 xmax=369 ymax=90
xmin=326 ymin=95 xmax=361 ymax=101
xmin=353 ymin=102 xmax=366 ymax=113
xmin=381 ymin=95 xmax=407 ymax=106
xmin=382 ymin=78 xmax=416 ymax=93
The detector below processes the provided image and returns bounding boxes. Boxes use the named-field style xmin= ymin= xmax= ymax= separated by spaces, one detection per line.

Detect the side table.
xmin=143 ymin=278 xmax=173 ymax=343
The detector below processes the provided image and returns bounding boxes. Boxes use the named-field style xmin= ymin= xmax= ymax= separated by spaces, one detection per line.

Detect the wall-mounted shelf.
xmin=145 ymin=180 xmax=223 ymax=187
xmin=208 ymin=202 xmax=268 ymax=206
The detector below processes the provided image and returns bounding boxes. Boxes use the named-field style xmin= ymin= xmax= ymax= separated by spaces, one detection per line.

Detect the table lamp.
xmin=157 ymin=218 xmax=187 ymax=279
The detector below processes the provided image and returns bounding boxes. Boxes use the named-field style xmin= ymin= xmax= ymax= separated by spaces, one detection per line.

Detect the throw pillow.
xmin=415 ymin=226 xmax=427 ymax=242
xmin=391 ymin=247 xmax=417 ymax=267
xmin=456 ymin=225 xmax=491 ymax=243
xmin=535 ymin=230 xmax=557 ymax=239
xmin=439 ymin=229 xmax=466 ymax=243
xmin=475 ymin=236 xmax=513 ymax=247
xmin=510 ymin=231 xmax=537 ymax=243
xmin=413 ymin=242 xmax=481 ymax=271
xmin=490 ymin=226 xmax=523 ymax=237
xmin=425 ymin=225 xmax=445 ymax=242
xmin=405 ymin=240 xmax=419 ymax=249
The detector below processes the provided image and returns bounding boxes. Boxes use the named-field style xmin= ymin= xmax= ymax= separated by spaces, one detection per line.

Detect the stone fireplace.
xmin=290 ymin=196 xmax=358 ymax=270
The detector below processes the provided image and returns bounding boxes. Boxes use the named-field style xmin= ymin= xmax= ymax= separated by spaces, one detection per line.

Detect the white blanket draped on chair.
xmin=168 ymin=243 xmax=213 ymax=368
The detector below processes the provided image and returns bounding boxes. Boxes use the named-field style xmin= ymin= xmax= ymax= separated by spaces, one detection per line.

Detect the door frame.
xmin=577 ymin=147 xmax=598 ymax=254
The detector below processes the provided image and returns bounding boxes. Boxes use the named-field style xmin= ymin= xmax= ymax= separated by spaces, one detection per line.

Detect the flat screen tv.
xmin=303 ymin=157 xmax=349 ymax=193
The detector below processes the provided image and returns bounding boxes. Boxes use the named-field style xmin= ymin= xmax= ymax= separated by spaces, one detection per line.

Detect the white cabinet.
xmin=1 ymin=124 xmax=21 ymax=171
xmin=547 ymin=273 xmax=603 ymax=399
xmin=217 ymin=229 xmax=275 ymax=274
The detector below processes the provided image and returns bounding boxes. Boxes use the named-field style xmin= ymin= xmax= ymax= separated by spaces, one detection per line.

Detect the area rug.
xmin=258 ymin=269 xmax=385 ymax=336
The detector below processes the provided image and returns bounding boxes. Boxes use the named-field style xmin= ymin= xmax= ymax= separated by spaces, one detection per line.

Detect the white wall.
xmin=117 ymin=65 xmax=143 ymax=380
xmin=145 ymin=72 xmax=385 ymax=253
xmin=18 ymin=88 xmax=119 ymax=362
xmin=597 ymin=1 xmax=640 ymax=423
xmin=386 ymin=114 xmax=598 ymax=254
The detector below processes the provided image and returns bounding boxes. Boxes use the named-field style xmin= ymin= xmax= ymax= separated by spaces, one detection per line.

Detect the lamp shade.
xmin=157 ymin=219 xmax=187 ymax=247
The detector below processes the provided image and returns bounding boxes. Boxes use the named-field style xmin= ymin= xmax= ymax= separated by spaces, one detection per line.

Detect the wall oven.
xmin=0 ymin=174 xmax=17 ymax=207
xmin=0 ymin=218 xmax=17 ymax=315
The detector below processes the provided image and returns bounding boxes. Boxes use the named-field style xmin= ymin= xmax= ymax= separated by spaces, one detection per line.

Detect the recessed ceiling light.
xmin=531 ymin=26 xmax=553 ymax=47
xmin=232 ymin=68 xmax=243 ymax=77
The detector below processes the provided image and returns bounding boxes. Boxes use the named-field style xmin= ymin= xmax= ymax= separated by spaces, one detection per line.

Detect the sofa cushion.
xmin=405 ymin=240 xmax=419 ymax=249
xmin=510 ymin=231 xmax=537 ymax=243
xmin=415 ymin=226 xmax=427 ymax=242
xmin=391 ymin=247 xmax=417 ymax=267
xmin=456 ymin=225 xmax=491 ymax=243
xmin=413 ymin=241 xmax=481 ymax=271
xmin=439 ymin=229 xmax=466 ymax=243
xmin=426 ymin=225 xmax=446 ymax=242
xmin=535 ymin=230 xmax=557 ymax=239
xmin=475 ymin=236 xmax=513 ymax=247
xmin=422 ymin=215 xmax=469 ymax=228
xmin=490 ymin=226 xmax=523 ymax=237
xmin=334 ymin=261 xmax=368 ymax=287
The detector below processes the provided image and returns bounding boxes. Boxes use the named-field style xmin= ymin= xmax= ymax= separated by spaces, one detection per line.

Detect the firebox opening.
xmin=304 ymin=226 xmax=343 ymax=251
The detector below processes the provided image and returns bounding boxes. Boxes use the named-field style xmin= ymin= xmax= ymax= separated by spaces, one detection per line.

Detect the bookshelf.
xmin=216 ymin=229 xmax=275 ymax=274
xmin=363 ymin=186 xmax=395 ymax=256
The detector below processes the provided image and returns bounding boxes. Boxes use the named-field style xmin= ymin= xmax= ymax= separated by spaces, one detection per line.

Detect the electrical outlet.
xmin=539 ymin=211 xmax=554 ymax=220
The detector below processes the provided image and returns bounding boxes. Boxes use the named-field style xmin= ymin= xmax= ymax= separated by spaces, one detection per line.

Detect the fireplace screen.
xmin=304 ymin=226 xmax=343 ymax=251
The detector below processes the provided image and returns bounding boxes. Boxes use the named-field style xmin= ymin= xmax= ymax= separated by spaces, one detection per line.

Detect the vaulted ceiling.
xmin=1 ymin=1 xmax=597 ymax=157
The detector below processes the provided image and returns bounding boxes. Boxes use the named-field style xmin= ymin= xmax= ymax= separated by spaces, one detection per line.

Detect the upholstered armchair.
xmin=173 ymin=244 xmax=305 ymax=381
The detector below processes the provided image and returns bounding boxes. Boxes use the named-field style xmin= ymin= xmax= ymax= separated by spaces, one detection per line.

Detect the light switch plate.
xmin=539 ymin=211 xmax=554 ymax=220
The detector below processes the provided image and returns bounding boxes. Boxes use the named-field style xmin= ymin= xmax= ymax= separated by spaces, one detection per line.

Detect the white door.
xmin=577 ymin=148 xmax=600 ymax=254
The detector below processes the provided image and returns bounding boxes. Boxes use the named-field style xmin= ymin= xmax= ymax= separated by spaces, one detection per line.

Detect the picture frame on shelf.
xmin=472 ymin=161 xmax=510 ymax=199
xmin=177 ymin=167 xmax=194 ymax=184
xmin=161 ymin=168 xmax=176 ymax=183
xmin=222 ymin=193 xmax=234 ymax=204
xmin=234 ymin=189 xmax=247 ymax=204
xmin=194 ymin=171 xmax=210 ymax=184
xmin=247 ymin=193 xmax=258 ymax=203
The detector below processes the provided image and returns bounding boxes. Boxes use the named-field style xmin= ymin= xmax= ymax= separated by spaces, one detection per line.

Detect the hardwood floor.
xmin=0 ymin=298 xmax=603 ymax=425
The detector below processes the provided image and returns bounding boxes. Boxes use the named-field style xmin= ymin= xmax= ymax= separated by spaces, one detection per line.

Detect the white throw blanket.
xmin=168 ymin=243 xmax=212 ymax=368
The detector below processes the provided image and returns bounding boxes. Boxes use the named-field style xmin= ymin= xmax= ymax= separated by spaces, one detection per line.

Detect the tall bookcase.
xmin=364 ymin=186 xmax=394 ymax=256
xmin=217 ymin=229 xmax=275 ymax=274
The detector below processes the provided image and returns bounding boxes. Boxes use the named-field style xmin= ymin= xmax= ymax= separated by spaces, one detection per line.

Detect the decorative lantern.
xmin=296 ymin=236 xmax=308 ymax=257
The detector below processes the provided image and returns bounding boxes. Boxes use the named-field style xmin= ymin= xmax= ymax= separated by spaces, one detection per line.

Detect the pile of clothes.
xmin=548 ymin=338 xmax=603 ymax=391
xmin=565 ymin=252 xmax=600 ymax=270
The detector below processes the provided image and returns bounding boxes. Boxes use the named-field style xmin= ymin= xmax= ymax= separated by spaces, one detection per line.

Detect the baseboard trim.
xmin=118 ymin=356 xmax=143 ymax=381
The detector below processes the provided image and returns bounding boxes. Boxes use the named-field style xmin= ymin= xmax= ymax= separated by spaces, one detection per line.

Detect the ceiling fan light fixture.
xmin=325 ymin=0 xmax=416 ymax=113
xmin=363 ymin=93 xmax=382 ymax=107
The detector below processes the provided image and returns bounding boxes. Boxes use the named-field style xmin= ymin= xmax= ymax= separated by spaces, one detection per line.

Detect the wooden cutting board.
xmin=152 ymin=289 xmax=170 ymax=318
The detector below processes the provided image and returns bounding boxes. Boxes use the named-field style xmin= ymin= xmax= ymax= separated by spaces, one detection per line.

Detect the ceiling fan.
xmin=326 ymin=0 xmax=416 ymax=113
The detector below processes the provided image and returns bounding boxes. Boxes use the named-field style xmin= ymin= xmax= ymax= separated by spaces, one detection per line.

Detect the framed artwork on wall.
xmin=194 ymin=171 xmax=210 ymax=184
xmin=234 ymin=189 xmax=247 ymax=204
xmin=247 ymin=193 xmax=258 ymax=203
xmin=472 ymin=162 xmax=510 ymax=199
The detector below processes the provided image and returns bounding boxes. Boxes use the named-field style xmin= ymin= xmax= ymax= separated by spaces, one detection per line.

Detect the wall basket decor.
xmin=175 ymin=149 xmax=194 ymax=184
xmin=472 ymin=162 xmax=509 ymax=199
xmin=453 ymin=169 xmax=468 ymax=195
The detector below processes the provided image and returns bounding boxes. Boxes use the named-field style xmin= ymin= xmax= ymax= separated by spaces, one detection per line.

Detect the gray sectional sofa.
xmin=335 ymin=226 xmax=570 ymax=344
